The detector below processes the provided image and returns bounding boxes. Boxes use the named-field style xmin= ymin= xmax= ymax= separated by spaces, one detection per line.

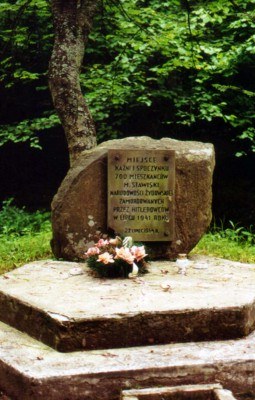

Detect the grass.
xmin=193 ymin=232 xmax=255 ymax=263
xmin=0 ymin=200 xmax=254 ymax=274
xmin=0 ymin=199 xmax=53 ymax=273
xmin=2 ymin=226 xmax=254 ymax=274
xmin=192 ymin=221 xmax=255 ymax=263
xmin=0 ymin=223 xmax=53 ymax=274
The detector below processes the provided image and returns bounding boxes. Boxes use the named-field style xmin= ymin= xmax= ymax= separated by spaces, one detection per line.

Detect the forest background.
xmin=0 ymin=0 xmax=255 ymax=270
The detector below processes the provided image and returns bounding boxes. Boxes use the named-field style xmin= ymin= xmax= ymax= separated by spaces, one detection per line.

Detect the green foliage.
xmin=0 ymin=0 xmax=56 ymax=147
xmin=0 ymin=114 xmax=60 ymax=148
xmin=211 ymin=220 xmax=255 ymax=245
xmin=0 ymin=228 xmax=52 ymax=274
xmin=193 ymin=221 xmax=255 ymax=263
xmin=0 ymin=198 xmax=50 ymax=236
xmin=0 ymin=204 xmax=254 ymax=275
xmin=83 ymin=0 xmax=255 ymax=150
xmin=0 ymin=0 xmax=255 ymax=153
xmin=0 ymin=201 xmax=52 ymax=273
xmin=0 ymin=0 xmax=52 ymax=88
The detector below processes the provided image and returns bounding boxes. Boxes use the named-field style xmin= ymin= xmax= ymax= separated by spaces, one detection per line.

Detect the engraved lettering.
xmin=108 ymin=150 xmax=175 ymax=241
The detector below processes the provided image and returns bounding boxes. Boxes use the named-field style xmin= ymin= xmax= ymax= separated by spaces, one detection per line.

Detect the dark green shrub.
xmin=0 ymin=198 xmax=50 ymax=236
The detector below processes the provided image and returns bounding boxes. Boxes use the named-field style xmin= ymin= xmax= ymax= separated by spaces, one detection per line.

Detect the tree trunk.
xmin=48 ymin=0 xmax=99 ymax=166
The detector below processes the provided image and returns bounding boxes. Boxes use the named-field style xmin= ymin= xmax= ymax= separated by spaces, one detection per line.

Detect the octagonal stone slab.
xmin=121 ymin=384 xmax=237 ymax=400
xmin=51 ymin=137 xmax=215 ymax=260
xmin=0 ymin=321 xmax=254 ymax=400
xmin=0 ymin=256 xmax=254 ymax=352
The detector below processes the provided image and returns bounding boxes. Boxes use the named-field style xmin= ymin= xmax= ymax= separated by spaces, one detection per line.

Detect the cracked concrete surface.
xmin=0 ymin=256 xmax=254 ymax=351
xmin=0 ymin=321 xmax=254 ymax=399
xmin=0 ymin=256 xmax=254 ymax=399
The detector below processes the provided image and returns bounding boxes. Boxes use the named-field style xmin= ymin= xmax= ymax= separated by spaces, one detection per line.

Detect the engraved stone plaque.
xmin=108 ymin=149 xmax=175 ymax=241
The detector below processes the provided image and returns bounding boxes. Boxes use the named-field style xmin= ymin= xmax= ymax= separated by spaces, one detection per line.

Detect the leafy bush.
xmin=210 ymin=220 xmax=255 ymax=245
xmin=0 ymin=0 xmax=255 ymax=155
xmin=0 ymin=228 xmax=52 ymax=274
xmin=193 ymin=220 xmax=255 ymax=263
xmin=0 ymin=200 xmax=52 ymax=273
xmin=0 ymin=198 xmax=50 ymax=236
xmin=83 ymin=0 xmax=255 ymax=153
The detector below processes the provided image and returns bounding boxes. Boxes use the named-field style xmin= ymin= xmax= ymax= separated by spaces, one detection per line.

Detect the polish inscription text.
xmin=108 ymin=150 xmax=175 ymax=241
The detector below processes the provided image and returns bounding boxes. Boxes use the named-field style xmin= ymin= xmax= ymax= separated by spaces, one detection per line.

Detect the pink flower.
xmin=97 ymin=252 xmax=114 ymax=265
xmin=96 ymin=239 xmax=109 ymax=248
xmin=115 ymin=247 xmax=135 ymax=265
xmin=131 ymin=246 xmax=147 ymax=262
xmin=85 ymin=247 xmax=100 ymax=257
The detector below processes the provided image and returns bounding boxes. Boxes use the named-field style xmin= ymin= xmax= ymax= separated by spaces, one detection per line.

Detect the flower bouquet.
xmin=84 ymin=236 xmax=148 ymax=278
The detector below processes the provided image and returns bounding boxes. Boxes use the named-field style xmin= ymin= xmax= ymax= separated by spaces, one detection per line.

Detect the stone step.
xmin=121 ymin=383 xmax=237 ymax=400
xmin=0 ymin=257 xmax=254 ymax=352
xmin=0 ymin=320 xmax=254 ymax=400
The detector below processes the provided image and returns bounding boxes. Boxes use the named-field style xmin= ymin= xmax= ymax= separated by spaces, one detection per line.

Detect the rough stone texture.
xmin=0 ymin=256 xmax=254 ymax=352
xmin=51 ymin=137 xmax=215 ymax=260
xmin=0 ymin=321 xmax=254 ymax=400
xmin=121 ymin=383 xmax=237 ymax=400
xmin=0 ymin=256 xmax=254 ymax=400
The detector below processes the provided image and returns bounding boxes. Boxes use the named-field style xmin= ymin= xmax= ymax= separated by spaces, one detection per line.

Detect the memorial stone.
xmin=51 ymin=136 xmax=215 ymax=260
xmin=108 ymin=149 xmax=175 ymax=241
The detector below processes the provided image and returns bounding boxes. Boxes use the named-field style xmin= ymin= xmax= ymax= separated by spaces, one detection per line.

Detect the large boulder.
xmin=51 ymin=137 xmax=215 ymax=260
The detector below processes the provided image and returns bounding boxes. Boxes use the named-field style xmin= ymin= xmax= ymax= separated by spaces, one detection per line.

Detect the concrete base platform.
xmin=0 ymin=256 xmax=254 ymax=351
xmin=0 ymin=321 xmax=254 ymax=400
xmin=121 ymin=383 xmax=237 ymax=400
